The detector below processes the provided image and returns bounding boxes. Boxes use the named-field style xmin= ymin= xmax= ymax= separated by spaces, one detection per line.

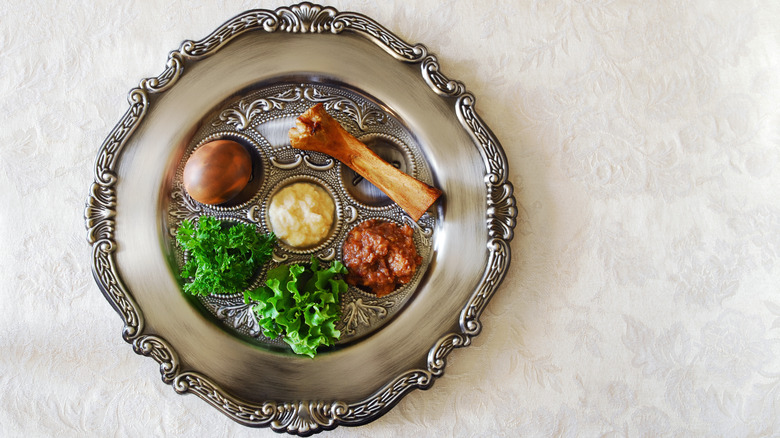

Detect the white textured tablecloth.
xmin=2 ymin=0 xmax=779 ymax=436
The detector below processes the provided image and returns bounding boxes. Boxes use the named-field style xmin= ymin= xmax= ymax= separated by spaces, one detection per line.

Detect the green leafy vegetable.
xmin=176 ymin=216 xmax=275 ymax=296
xmin=244 ymin=258 xmax=347 ymax=358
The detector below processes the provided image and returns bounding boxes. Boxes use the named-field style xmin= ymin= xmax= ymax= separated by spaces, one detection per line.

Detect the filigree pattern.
xmin=138 ymin=52 xmax=184 ymax=93
xmin=270 ymin=154 xmax=305 ymax=170
xmin=456 ymin=93 xmax=516 ymax=241
xmin=85 ymin=90 xmax=148 ymax=244
xmin=301 ymin=154 xmax=335 ymax=171
xmin=172 ymin=373 xmax=277 ymax=425
xmin=167 ymin=187 xmax=203 ymax=232
xmin=303 ymin=87 xmax=388 ymax=130
xmin=85 ymin=89 xmax=151 ymax=341
xmin=178 ymin=11 xmax=280 ymax=57
xmin=214 ymin=88 xmax=302 ymax=130
xmin=173 ymin=2 xmax=427 ymax=63
xmin=85 ymin=182 xmax=116 ymax=244
xmin=317 ymin=247 xmax=336 ymax=261
xmin=166 ymin=369 xmax=436 ymax=433
xmin=421 ymin=55 xmax=465 ymax=97
xmin=213 ymin=84 xmax=388 ymax=132
xmin=92 ymin=240 xmax=142 ymax=341
xmin=459 ymin=238 xmax=510 ymax=336
xmin=456 ymin=94 xmax=509 ymax=183
xmin=132 ymin=335 xmax=180 ymax=383
xmin=339 ymin=370 xmax=434 ymax=423
xmin=402 ymin=214 xmax=435 ymax=245
xmin=332 ymin=14 xmax=427 ymax=61
xmin=428 ymin=333 xmax=469 ymax=376
xmin=215 ymin=302 xmax=261 ymax=336
xmin=341 ymin=298 xmax=395 ymax=335
xmin=277 ymin=3 xmax=338 ymax=33
xmin=272 ymin=402 xmax=341 ymax=435
xmin=487 ymin=183 xmax=517 ymax=241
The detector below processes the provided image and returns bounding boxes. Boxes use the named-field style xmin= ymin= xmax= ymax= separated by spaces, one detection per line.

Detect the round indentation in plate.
xmin=264 ymin=175 xmax=341 ymax=253
xmin=340 ymin=217 xmax=423 ymax=299
xmin=185 ymin=132 xmax=267 ymax=211
xmin=340 ymin=133 xmax=416 ymax=208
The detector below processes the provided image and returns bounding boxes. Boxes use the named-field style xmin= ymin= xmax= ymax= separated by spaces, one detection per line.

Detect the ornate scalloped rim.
xmin=84 ymin=2 xmax=516 ymax=435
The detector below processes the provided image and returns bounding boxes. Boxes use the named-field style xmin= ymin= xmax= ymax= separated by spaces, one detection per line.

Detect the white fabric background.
xmin=2 ymin=0 xmax=779 ymax=436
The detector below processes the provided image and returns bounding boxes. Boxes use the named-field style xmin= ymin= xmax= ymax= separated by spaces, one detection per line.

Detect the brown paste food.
xmin=342 ymin=219 xmax=422 ymax=297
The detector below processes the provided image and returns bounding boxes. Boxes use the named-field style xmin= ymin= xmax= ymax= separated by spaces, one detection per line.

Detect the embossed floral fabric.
xmin=1 ymin=0 xmax=779 ymax=436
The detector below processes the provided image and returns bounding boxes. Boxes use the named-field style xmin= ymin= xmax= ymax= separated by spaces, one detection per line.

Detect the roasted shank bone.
xmin=288 ymin=104 xmax=442 ymax=221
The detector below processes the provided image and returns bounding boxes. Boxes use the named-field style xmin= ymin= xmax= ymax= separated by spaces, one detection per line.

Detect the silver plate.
xmin=85 ymin=2 xmax=516 ymax=435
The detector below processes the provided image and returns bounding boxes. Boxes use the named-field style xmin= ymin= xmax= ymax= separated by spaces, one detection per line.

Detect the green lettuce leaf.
xmin=244 ymin=258 xmax=348 ymax=358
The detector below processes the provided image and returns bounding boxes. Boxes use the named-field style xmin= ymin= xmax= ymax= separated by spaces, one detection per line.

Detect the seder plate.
xmin=85 ymin=3 xmax=516 ymax=435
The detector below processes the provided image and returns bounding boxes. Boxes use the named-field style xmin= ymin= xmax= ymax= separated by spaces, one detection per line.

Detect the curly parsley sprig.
xmin=176 ymin=216 xmax=275 ymax=296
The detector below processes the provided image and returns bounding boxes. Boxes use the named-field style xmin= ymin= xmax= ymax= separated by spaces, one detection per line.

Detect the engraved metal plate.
xmin=85 ymin=2 xmax=516 ymax=435
xmin=169 ymin=82 xmax=437 ymax=344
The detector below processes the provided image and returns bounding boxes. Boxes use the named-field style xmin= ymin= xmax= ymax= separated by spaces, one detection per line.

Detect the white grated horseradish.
xmin=268 ymin=182 xmax=335 ymax=247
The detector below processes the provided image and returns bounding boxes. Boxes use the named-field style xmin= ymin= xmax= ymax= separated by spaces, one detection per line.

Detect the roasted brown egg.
xmin=183 ymin=139 xmax=252 ymax=205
